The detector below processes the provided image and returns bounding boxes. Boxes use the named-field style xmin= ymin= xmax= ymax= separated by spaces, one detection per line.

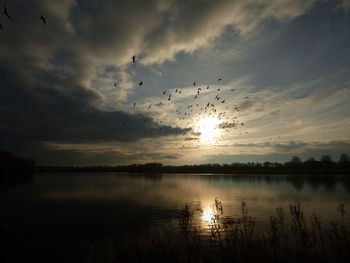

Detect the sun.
xmin=197 ymin=117 xmax=220 ymax=144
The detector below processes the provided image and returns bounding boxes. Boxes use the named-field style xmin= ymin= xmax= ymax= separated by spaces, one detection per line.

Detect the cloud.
xmin=2 ymin=0 xmax=348 ymax=166
xmin=140 ymin=0 xmax=317 ymax=64
xmin=205 ymin=140 xmax=350 ymax=163
xmin=338 ymin=0 xmax=350 ymax=10
xmin=273 ymin=141 xmax=309 ymax=151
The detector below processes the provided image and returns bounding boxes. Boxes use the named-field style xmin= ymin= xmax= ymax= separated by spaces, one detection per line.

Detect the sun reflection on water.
xmin=202 ymin=207 xmax=214 ymax=224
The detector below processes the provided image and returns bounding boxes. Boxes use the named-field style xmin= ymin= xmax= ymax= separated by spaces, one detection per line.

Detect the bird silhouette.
xmin=162 ymin=90 xmax=166 ymax=94
xmin=193 ymin=82 xmax=196 ymax=86
xmin=133 ymin=103 xmax=136 ymax=107
xmin=40 ymin=15 xmax=46 ymax=25
xmin=3 ymin=6 xmax=11 ymax=20
xmin=139 ymin=81 xmax=143 ymax=86
xmin=217 ymin=78 xmax=222 ymax=81
xmin=206 ymin=85 xmax=209 ymax=89
xmin=132 ymin=55 xmax=136 ymax=63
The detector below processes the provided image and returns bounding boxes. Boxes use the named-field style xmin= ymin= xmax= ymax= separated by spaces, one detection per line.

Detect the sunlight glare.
xmin=202 ymin=207 xmax=214 ymax=223
xmin=197 ymin=117 xmax=220 ymax=143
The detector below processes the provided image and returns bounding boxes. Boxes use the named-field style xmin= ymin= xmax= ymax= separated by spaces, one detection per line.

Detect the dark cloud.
xmin=0 ymin=0 xmax=192 ymax=164
xmin=273 ymin=141 xmax=309 ymax=151
xmin=27 ymin=146 xmax=181 ymax=166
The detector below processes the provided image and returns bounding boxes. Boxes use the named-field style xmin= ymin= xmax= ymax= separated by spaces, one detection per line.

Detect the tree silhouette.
xmin=287 ymin=156 xmax=302 ymax=167
xmin=321 ymin=155 xmax=333 ymax=164
xmin=304 ymin=157 xmax=317 ymax=167
xmin=339 ymin=153 xmax=349 ymax=163
xmin=339 ymin=153 xmax=350 ymax=167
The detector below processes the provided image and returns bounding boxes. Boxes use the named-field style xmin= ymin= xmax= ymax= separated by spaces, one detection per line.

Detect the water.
xmin=1 ymin=172 xmax=350 ymax=262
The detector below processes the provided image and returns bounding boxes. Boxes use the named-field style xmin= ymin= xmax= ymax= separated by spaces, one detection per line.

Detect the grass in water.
xmin=109 ymin=201 xmax=350 ymax=263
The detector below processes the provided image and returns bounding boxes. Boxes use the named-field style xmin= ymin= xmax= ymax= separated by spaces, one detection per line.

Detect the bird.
xmin=217 ymin=88 xmax=220 ymax=91
xmin=139 ymin=81 xmax=143 ymax=86
xmin=132 ymin=55 xmax=136 ymax=63
xmin=217 ymin=78 xmax=222 ymax=81
xmin=230 ymin=89 xmax=235 ymax=91
xmin=175 ymin=89 xmax=178 ymax=93
xmin=3 ymin=6 xmax=11 ymax=20
xmin=148 ymin=104 xmax=152 ymax=108
xmin=40 ymin=15 xmax=46 ymax=25
xmin=162 ymin=90 xmax=166 ymax=94
xmin=114 ymin=82 xmax=118 ymax=87
xmin=133 ymin=103 xmax=136 ymax=107
xmin=206 ymin=85 xmax=209 ymax=89
xmin=193 ymin=82 xmax=196 ymax=86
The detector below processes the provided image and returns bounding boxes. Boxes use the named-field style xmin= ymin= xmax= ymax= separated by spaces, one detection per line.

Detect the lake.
xmin=1 ymin=172 xmax=350 ymax=262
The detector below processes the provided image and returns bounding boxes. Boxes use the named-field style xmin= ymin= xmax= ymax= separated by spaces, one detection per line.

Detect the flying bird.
xmin=40 ymin=15 xmax=46 ymax=25
xmin=132 ymin=55 xmax=136 ymax=63
xmin=3 ymin=6 xmax=11 ymax=20
xmin=139 ymin=81 xmax=143 ymax=86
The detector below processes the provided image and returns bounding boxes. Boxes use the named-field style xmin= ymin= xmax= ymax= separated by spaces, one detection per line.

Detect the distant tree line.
xmin=36 ymin=153 xmax=350 ymax=174
xmin=0 ymin=151 xmax=35 ymax=191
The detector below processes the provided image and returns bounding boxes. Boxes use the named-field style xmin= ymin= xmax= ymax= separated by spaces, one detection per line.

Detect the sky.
xmin=0 ymin=0 xmax=350 ymax=166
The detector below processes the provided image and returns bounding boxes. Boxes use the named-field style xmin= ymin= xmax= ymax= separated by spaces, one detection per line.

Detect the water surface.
xmin=1 ymin=173 xmax=350 ymax=262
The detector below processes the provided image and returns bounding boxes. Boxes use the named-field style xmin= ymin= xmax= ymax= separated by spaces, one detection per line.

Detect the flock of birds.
xmin=1 ymin=5 xmax=249 ymax=148
xmin=0 ymin=5 xmax=46 ymax=30
xmin=119 ymin=54 xmax=250 ymax=147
